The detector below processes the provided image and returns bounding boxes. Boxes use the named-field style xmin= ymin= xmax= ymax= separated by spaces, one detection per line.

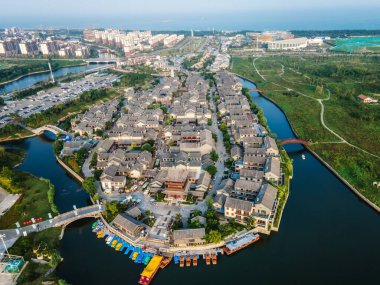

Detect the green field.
xmin=231 ymin=55 xmax=380 ymax=207
xmin=0 ymin=59 xmax=85 ymax=84
xmin=332 ymin=37 xmax=380 ymax=53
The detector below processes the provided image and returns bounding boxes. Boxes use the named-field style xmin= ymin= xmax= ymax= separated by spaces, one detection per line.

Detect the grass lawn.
xmin=231 ymin=55 xmax=380 ymax=207
xmin=0 ymin=171 xmax=56 ymax=229
xmin=310 ymin=143 xmax=380 ymax=207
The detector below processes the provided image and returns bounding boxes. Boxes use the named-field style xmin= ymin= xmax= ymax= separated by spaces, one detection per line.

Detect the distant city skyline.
xmin=1 ymin=0 xmax=380 ymax=30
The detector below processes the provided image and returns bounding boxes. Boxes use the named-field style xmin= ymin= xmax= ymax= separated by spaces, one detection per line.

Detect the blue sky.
xmin=1 ymin=0 xmax=380 ymax=30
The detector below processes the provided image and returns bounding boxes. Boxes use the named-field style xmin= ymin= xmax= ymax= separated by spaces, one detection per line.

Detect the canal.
xmin=0 ymin=63 xmax=104 ymax=95
xmin=5 ymin=78 xmax=380 ymax=284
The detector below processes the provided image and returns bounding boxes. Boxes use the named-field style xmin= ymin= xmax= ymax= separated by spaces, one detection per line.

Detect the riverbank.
xmin=55 ymin=156 xmax=84 ymax=183
xmin=0 ymin=61 xmax=86 ymax=87
xmin=241 ymin=75 xmax=380 ymax=213
xmin=232 ymin=57 xmax=380 ymax=212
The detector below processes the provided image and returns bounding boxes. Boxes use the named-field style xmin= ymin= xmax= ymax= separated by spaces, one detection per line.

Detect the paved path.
xmin=0 ymin=187 xmax=20 ymax=217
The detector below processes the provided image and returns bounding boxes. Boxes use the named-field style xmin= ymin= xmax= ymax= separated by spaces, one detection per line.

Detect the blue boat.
xmin=135 ymin=251 xmax=144 ymax=263
xmin=174 ymin=255 xmax=180 ymax=264
xmin=124 ymin=245 xmax=132 ymax=255
xmin=129 ymin=247 xmax=136 ymax=258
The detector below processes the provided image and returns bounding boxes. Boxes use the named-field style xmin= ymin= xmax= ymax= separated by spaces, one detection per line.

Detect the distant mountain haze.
xmin=1 ymin=0 xmax=379 ymax=29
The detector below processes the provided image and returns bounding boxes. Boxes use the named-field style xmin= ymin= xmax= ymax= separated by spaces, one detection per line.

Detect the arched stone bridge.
xmin=0 ymin=204 xmax=105 ymax=252
xmin=33 ymin=125 xmax=69 ymax=136
xmin=53 ymin=204 xmax=105 ymax=227
xmin=279 ymin=138 xmax=310 ymax=146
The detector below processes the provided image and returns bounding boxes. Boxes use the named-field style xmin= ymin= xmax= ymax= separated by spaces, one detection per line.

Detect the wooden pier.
xmin=211 ymin=253 xmax=217 ymax=265
xmin=193 ymin=255 xmax=198 ymax=266
xmin=186 ymin=254 xmax=191 ymax=267
xmin=205 ymin=253 xmax=211 ymax=265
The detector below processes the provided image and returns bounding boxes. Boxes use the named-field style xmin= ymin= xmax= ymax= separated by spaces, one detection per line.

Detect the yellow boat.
xmin=97 ymin=231 xmax=104 ymax=238
xmin=111 ymin=240 xmax=118 ymax=248
xmin=116 ymin=243 xmax=123 ymax=251
xmin=132 ymin=252 xmax=139 ymax=260
xmin=140 ymin=255 xmax=163 ymax=278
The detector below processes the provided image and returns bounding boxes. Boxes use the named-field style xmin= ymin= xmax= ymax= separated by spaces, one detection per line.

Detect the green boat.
xmin=92 ymin=221 xmax=98 ymax=229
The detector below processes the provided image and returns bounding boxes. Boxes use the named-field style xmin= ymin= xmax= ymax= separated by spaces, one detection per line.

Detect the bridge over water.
xmin=32 ymin=125 xmax=69 ymax=136
xmin=0 ymin=204 xmax=104 ymax=253
xmin=279 ymin=138 xmax=310 ymax=146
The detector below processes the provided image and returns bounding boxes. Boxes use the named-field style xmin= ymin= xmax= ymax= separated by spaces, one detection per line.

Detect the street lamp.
xmin=0 ymin=234 xmax=9 ymax=255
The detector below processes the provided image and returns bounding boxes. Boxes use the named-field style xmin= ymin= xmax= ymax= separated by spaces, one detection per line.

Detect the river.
xmin=5 ymin=78 xmax=380 ymax=285
xmin=0 ymin=63 xmax=104 ymax=95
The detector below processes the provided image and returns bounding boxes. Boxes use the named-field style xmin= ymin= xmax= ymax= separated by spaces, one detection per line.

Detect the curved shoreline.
xmin=0 ymin=62 xmax=87 ymax=88
xmin=237 ymin=73 xmax=380 ymax=213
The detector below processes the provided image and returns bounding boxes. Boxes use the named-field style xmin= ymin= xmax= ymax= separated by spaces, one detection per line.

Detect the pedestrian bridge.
xmin=53 ymin=204 xmax=105 ymax=227
xmin=248 ymin=88 xmax=264 ymax=93
xmin=279 ymin=138 xmax=310 ymax=146
xmin=33 ymin=125 xmax=69 ymax=136
xmin=0 ymin=204 xmax=105 ymax=253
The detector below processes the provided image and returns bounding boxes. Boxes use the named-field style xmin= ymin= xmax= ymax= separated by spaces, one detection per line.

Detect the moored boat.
xmin=223 ymin=233 xmax=260 ymax=255
xmin=132 ymin=252 xmax=139 ymax=261
xmin=116 ymin=243 xmax=123 ymax=251
xmin=138 ymin=255 xmax=163 ymax=285
xmin=105 ymin=235 xmax=114 ymax=245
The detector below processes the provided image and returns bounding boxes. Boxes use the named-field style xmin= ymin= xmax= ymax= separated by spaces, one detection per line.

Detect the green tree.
xmin=105 ymin=121 xmax=112 ymax=130
xmin=210 ymin=150 xmax=219 ymax=162
xmin=90 ymin=152 xmax=98 ymax=169
xmin=206 ymin=165 xmax=217 ymax=177
xmin=82 ymin=177 xmax=96 ymax=196
xmin=106 ymin=201 xmax=119 ymax=216
xmin=173 ymin=213 xmax=183 ymax=229
xmin=53 ymin=140 xmax=64 ymax=155
xmin=49 ymin=250 xmax=62 ymax=267
xmin=141 ymin=143 xmax=155 ymax=154
xmin=245 ymin=216 xmax=256 ymax=229
xmin=206 ymin=230 xmax=222 ymax=243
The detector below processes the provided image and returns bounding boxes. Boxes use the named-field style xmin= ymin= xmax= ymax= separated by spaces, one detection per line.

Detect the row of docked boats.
xmin=174 ymin=249 xmax=221 ymax=267
xmin=92 ymin=219 xmax=153 ymax=265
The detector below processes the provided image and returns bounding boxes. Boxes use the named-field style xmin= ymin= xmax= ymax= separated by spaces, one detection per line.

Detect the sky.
xmin=1 ymin=0 xmax=380 ymax=30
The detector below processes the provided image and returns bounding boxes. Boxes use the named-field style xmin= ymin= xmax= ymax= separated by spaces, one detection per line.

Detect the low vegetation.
xmin=0 ymin=168 xmax=58 ymax=229
xmin=231 ymin=55 xmax=380 ymax=207
xmin=0 ymin=124 xmax=33 ymax=141
xmin=9 ymin=228 xmax=65 ymax=285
